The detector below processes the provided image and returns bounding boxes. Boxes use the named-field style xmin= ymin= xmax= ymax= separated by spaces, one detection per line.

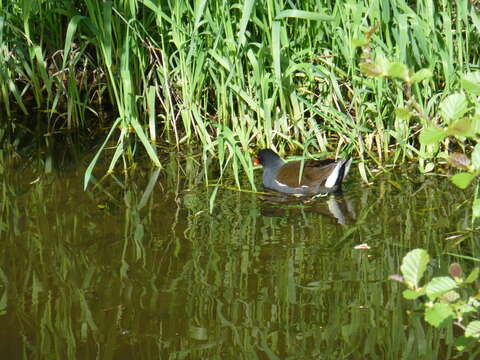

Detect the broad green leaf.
xmin=454 ymin=336 xmax=476 ymax=351
xmin=400 ymin=249 xmax=429 ymax=288
xmin=472 ymin=144 xmax=480 ymax=169
xmin=472 ymin=114 xmax=480 ymax=134
xmin=352 ymin=38 xmax=368 ymax=47
xmin=387 ymin=62 xmax=409 ymax=80
xmin=395 ymin=107 xmax=411 ymax=120
xmin=457 ymin=304 xmax=476 ymax=313
xmin=425 ymin=276 xmax=457 ymax=300
xmin=465 ymin=321 xmax=480 ymax=338
xmin=411 ymin=68 xmax=433 ymax=83
xmin=359 ymin=62 xmax=385 ymax=77
xmin=425 ymin=303 xmax=455 ymax=328
xmin=440 ymin=93 xmax=468 ymax=122
xmin=447 ymin=117 xmax=473 ymax=137
xmin=461 ymin=72 xmax=480 ymax=95
xmin=419 ymin=126 xmax=446 ymax=145
xmin=451 ymin=172 xmax=475 ymax=189
xmin=465 ymin=267 xmax=480 ymax=283
xmin=403 ymin=289 xmax=424 ymax=299
xmin=441 ymin=290 xmax=460 ymax=303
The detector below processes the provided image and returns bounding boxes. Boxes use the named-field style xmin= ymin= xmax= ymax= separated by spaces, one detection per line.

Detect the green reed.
xmin=0 ymin=0 xmax=479 ymax=187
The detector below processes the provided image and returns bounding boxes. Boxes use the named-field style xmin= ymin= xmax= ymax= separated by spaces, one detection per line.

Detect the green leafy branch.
xmin=357 ymin=28 xmax=480 ymax=190
xmin=391 ymin=249 xmax=480 ymax=351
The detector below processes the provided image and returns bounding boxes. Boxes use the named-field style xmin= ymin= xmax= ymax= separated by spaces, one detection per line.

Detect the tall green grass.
xmin=1 ymin=0 xmax=479 ymax=187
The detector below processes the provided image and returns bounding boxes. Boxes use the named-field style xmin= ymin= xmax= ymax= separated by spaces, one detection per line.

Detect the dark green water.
xmin=1 ymin=152 xmax=478 ymax=359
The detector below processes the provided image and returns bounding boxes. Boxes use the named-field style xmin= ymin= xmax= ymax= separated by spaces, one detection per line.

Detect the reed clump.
xmin=1 ymin=1 xmax=479 ymax=187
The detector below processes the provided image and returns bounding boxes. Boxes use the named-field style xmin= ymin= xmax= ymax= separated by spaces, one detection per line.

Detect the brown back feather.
xmin=276 ymin=160 xmax=339 ymax=187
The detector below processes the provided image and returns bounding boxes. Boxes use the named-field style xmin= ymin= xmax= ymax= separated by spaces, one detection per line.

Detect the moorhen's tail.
xmin=325 ymin=158 xmax=352 ymax=192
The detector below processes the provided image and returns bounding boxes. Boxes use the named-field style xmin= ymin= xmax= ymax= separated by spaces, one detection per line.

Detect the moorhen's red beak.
xmin=253 ymin=158 xmax=260 ymax=166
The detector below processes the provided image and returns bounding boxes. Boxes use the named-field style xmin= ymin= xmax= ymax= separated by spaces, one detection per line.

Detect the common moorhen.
xmin=254 ymin=149 xmax=352 ymax=195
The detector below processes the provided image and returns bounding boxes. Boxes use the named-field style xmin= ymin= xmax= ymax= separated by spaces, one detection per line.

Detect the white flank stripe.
xmin=274 ymin=179 xmax=288 ymax=187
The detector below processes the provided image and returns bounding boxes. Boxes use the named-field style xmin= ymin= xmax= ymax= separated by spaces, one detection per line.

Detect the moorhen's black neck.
xmin=257 ymin=149 xmax=285 ymax=189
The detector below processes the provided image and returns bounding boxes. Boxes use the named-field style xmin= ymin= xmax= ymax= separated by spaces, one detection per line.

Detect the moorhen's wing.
xmin=275 ymin=159 xmax=339 ymax=187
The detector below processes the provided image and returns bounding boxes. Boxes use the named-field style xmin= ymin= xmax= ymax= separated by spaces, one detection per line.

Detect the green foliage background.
xmin=1 ymin=0 xmax=480 ymax=185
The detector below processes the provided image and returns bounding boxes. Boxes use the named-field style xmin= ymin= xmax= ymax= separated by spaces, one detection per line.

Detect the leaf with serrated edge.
xmin=447 ymin=118 xmax=473 ymax=137
xmin=465 ymin=321 xmax=480 ymax=338
xmin=440 ymin=290 xmax=460 ymax=303
xmin=387 ymin=62 xmax=409 ymax=80
xmin=461 ymin=72 xmax=480 ymax=95
xmin=403 ymin=289 xmax=424 ymax=299
xmin=425 ymin=303 xmax=455 ymax=328
xmin=451 ymin=172 xmax=475 ymax=189
xmin=400 ymin=249 xmax=429 ymax=288
xmin=426 ymin=277 xmax=457 ymax=300
xmin=440 ymin=93 xmax=468 ymax=122
xmin=411 ymin=68 xmax=433 ymax=83
xmin=395 ymin=107 xmax=411 ymax=120
xmin=360 ymin=62 xmax=384 ymax=77
xmin=419 ymin=126 xmax=446 ymax=145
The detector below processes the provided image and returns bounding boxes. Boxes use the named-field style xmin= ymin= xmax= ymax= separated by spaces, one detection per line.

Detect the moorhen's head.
xmin=255 ymin=149 xmax=283 ymax=167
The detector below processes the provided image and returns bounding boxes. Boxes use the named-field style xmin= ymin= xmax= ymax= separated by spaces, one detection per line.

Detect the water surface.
xmin=1 ymin=153 xmax=477 ymax=359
